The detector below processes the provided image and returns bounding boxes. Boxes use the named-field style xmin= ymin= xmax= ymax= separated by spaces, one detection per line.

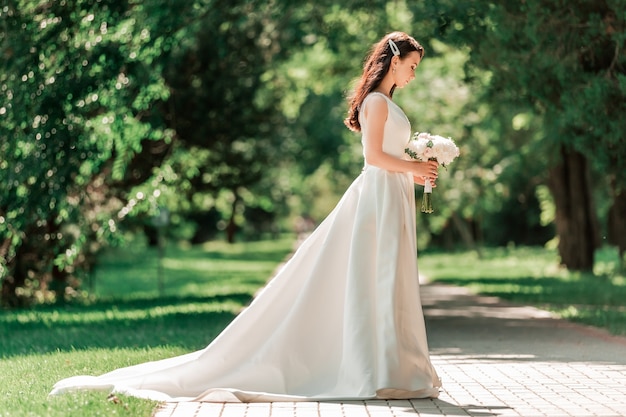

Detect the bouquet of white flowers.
xmin=405 ymin=132 xmax=460 ymax=213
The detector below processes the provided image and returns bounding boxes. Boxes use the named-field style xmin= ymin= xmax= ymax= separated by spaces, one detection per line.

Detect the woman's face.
xmin=392 ymin=51 xmax=422 ymax=88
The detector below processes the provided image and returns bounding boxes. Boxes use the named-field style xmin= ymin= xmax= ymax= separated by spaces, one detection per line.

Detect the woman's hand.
xmin=413 ymin=175 xmax=437 ymax=187
xmin=411 ymin=160 xmax=439 ymax=186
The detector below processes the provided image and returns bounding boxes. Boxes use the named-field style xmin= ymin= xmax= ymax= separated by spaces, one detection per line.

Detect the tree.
xmin=144 ymin=0 xmax=395 ymax=242
xmin=157 ymin=1 xmax=298 ymax=243
xmin=0 ymin=0 xmax=173 ymax=306
xmin=414 ymin=0 xmax=626 ymax=270
xmin=0 ymin=0 xmax=390 ymax=305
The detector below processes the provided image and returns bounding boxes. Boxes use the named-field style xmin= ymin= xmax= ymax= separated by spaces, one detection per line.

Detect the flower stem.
xmin=421 ymin=179 xmax=434 ymax=213
xmin=421 ymin=192 xmax=433 ymax=213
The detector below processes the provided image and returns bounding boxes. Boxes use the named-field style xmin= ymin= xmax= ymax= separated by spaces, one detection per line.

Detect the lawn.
xmin=418 ymin=245 xmax=626 ymax=336
xmin=2 ymin=237 xmax=624 ymax=417
xmin=0 ymin=236 xmax=295 ymax=417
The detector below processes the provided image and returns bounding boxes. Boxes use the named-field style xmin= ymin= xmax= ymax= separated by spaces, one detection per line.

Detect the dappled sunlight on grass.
xmin=555 ymin=305 xmax=626 ymax=335
xmin=1 ymin=298 xmax=243 ymax=329
xmin=2 ymin=303 xmax=238 ymax=357
xmin=0 ymin=237 xmax=295 ymax=416
xmin=1 ymin=237 xmax=295 ymax=358
xmin=422 ymin=246 xmax=569 ymax=280
xmin=0 ymin=238 xmax=293 ymax=416
xmin=163 ymin=257 xmax=276 ymax=271
xmin=420 ymin=246 xmax=626 ymax=335
xmin=92 ymin=236 xmax=293 ymax=299
xmin=594 ymin=245 xmax=625 ymax=277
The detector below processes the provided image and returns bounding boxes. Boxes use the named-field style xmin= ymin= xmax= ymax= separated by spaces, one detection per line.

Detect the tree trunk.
xmin=450 ymin=211 xmax=482 ymax=258
xmin=226 ymin=189 xmax=241 ymax=244
xmin=608 ymin=179 xmax=626 ymax=263
xmin=547 ymin=146 xmax=600 ymax=271
xmin=1 ymin=241 xmax=29 ymax=307
xmin=0 ymin=237 xmax=15 ymax=306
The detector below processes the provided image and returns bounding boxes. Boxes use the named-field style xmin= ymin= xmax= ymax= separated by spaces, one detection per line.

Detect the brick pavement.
xmin=154 ymin=283 xmax=626 ymax=417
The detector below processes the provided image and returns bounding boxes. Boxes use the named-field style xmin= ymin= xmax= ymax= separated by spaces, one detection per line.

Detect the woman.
xmin=50 ymin=31 xmax=442 ymax=402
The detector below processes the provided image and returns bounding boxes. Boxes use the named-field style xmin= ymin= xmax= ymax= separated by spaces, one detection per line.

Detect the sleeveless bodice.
xmin=359 ymin=92 xmax=411 ymax=162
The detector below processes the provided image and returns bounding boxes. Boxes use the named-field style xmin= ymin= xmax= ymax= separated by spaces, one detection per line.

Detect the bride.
xmin=50 ymin=31 xmax=442 ymax=403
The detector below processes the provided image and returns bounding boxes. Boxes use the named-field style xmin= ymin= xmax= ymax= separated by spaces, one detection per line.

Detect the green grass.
xmin=419 ymin=245 xmax=626 ymax=336
xmin=3 ymin=238 xmax=625 ymax=416
xmin=0 ymin=236 xmax=295 ymax=417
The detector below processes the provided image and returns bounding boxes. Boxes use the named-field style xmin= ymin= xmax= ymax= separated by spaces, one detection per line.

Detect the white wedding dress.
xmin=50 ymin=92 xmax=441 ymax=402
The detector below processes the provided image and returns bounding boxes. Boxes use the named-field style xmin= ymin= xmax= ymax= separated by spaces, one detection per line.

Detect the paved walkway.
xmin=155 ymin=283 xmax=626 ymax=417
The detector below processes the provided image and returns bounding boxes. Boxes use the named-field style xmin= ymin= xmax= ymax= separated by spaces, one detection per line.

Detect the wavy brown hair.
xmin=344 ymin=32 xmax=424 ymax=132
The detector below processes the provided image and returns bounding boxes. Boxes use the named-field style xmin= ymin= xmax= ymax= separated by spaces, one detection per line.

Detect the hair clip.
xmin=388 ymin=39 xmax=400 ymax=56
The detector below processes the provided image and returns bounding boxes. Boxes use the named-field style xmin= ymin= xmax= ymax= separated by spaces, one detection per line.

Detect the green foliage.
xmin=485 ymin=1 xmax=625 ymax=177
xmin=0 ymin=0 xmax=172 ymax=305
xmin=2 ymin=0 xmax=349 ymax=303
xmin=4 ymin=0 xmax=623 ymax=304
xmin=404 ymin=0 xmax=625 ymax=263
xmin=274 ymin=2 xmax=561 ymax=248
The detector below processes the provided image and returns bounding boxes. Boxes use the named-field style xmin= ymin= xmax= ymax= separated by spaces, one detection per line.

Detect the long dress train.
xmin=50 ymin=92 xmax=442 ymax=402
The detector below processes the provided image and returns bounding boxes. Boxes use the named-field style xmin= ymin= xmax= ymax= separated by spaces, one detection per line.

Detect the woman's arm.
xmin=362 ymin=95 xmax=439 ymax=180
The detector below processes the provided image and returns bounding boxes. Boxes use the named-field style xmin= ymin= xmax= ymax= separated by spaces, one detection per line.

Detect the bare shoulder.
xmin=363 ymin=93 xmax=389 ymax=119
xmin=365 ymin=92 xmax=388 ymax=107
